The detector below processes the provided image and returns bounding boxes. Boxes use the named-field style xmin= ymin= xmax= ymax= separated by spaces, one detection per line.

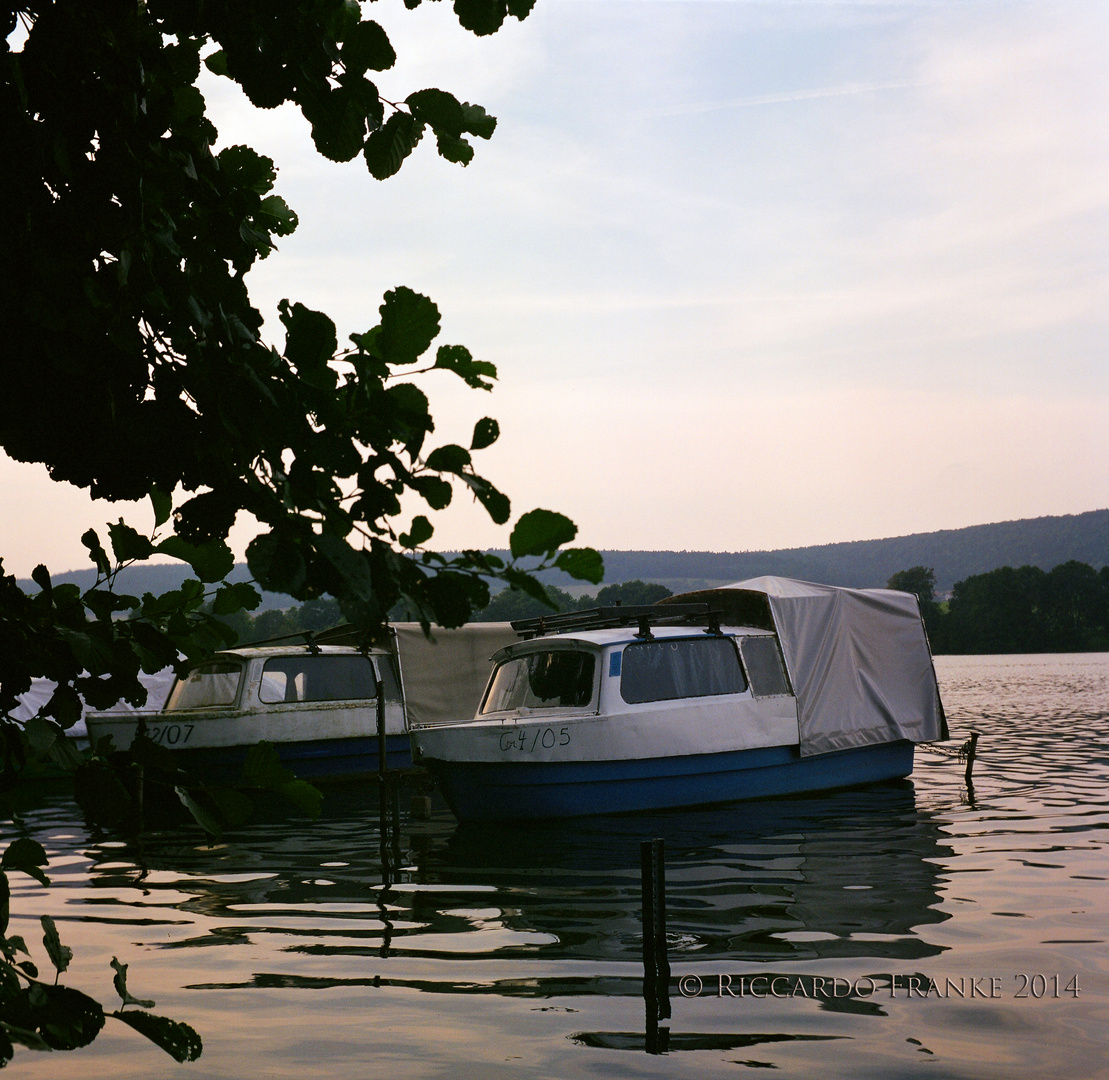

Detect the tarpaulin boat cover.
xmin=13 ymin=669 xmax=178 ymax=741
xmin=393 ymin=623 xmax=519 ymax=727
xmin=671 ymin=578 xmax=947 ymax=756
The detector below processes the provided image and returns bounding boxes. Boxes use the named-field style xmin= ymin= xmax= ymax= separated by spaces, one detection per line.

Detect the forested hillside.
xmin=21 ymin=509 xmax=1109 ymax=602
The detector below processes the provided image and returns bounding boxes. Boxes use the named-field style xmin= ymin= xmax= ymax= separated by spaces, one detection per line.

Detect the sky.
xmin=3 ymin=0 xmax=1108 ymax=579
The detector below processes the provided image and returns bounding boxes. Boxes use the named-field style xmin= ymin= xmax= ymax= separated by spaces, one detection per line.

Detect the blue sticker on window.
xmin=609 ymin=651 xmax=622 ymax=677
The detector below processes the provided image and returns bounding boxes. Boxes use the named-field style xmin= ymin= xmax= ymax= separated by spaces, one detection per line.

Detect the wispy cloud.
xmin=642 ymin=79 xmax=922 ymax=118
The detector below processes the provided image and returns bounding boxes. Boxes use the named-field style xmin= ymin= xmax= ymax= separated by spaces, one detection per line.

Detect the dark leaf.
xmin=111 ymin=956 xmax=156 ymax=1009
xmin=510 ymin=509 xmax=577 ymax=559
xmin=277 ymin=780 xmax=324 ymax=819
xmin=279 ymin=300 xmax=338 ymax=386
xmin=434 ymin=344 xmax=496 ymax=389
xmin=206 ymin=787 xmax=254 ymax=827
xmin=72 ymin=760 xmax=138 ymax=831
xmin=81 ymin=530 xmax=112 ymax=577
xmin=33 ymin=984 xmax=105 ymax=1050
xmin=502 ymin=566 xmax=555 ymax=605
xmin=23 ymin=716 xmax=59 ymax=757
xmin=258 ymin=195 xmax=298 ymax=237
xmin=212 ymin=581 xmax=262 ymax=616
xmin=204 ymin=49 xmax=229 ymax=77
xmin=453 ymin=0 xmax=509 ymax=36
xmin=30 ymin=564 xmax=52 ymax=596
xmin=45 ymin=684 xmax=82 ymax=730
xmin=555 ymin=547 xmax=605 ymax=584
xmin=150 ymin=487 xmax=173 ymax=528
xmin=460 ymin=474 xmax=511 ymax=525
xmin=247 ymin=532 xmax=308 ymax=599
xmin=411 ymin=475 xmax=453 ymax=510
xmin=460 ymin=101 xmax=497 ymax=139
xmin=217 ymin=145 xmax=278 ymax=195
xmin=374 ymin=287 xmax=440 ymax=365
xmin=107 ymin=522 xmax=155 ymax=564
xmin=111 ymin=1010 xmax=203 ymax=1062
xmin=41 ymin=916 xmax=72 ymax=976
xmin=238 ymin=742 xmax=295 ymax=789
xmin=400 ymin=515 xmax=434 ymax=549
xmin=434 ymin=131 xmax=474 ymax=165
xmin=2 ymin=838 xmax=50 ymax=887
xmin=470 ymin=417 xmax=499 ymax=451
xmin=129 ymin=733 xmax=180 ymax=773
xmin=342 ymin=20 xmax=396 ymax=74
xmin=406 ymin=88 xmax=465 ymax=137
xmin=154 ymin=536 xmax=234 ymax=583
xmin=424 ymin=444 xmax=471 ymax=473
xmin=363 ymin=112 xmax=423 ymax=180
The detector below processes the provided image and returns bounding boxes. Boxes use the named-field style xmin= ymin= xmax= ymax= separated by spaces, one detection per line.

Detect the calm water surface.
xmin=5 ymin=654 xmax=1108 ymax=1078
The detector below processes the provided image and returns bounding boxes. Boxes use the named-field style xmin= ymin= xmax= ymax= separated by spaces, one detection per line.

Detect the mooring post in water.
xmin=376 ymin=672 xmax=392 ymax=883
xmin=964 ymin=731 xmax=979 ymax=784
xmin=640 ymin=838 xmax=671 ymax=1054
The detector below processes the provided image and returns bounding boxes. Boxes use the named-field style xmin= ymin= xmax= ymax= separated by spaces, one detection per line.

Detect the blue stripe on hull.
xmin=427 ymin=741 xmax=915 ymax=821
xmin=163 ymin=734 xmax=412 ymax=784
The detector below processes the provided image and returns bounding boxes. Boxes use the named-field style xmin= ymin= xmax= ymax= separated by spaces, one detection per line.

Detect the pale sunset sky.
xmin=3 ymin=0 xmax=1107 ymax=578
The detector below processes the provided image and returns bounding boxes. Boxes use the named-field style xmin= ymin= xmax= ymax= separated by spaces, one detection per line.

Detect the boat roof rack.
xmin=512 ymin=603 xmax=722 ymax=640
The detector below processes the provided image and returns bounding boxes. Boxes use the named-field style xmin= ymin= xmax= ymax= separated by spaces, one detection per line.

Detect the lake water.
xmin=4 ymin=654 xmax=1108 ymax=1079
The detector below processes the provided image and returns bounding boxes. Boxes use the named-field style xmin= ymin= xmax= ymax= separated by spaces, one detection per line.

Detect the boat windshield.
xmin=165 ymin=661 xmax=244 ymax=710
xmin=620 ymin=637 xmax=747 ymax=704
xmin=480 ymin=651 xmax=596 ymax=713
xmin=258 ymin=654 xmax=400 ymax=704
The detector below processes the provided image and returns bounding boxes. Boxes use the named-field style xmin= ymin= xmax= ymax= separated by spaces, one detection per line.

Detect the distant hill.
xmin=582 ymin=509 xmax=1109 ymax=595
xmin=18 ymin=508 xmax=1109 ymax=601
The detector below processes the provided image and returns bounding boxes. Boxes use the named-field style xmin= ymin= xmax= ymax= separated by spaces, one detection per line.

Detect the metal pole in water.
xmin=652 ymin=837 xmax=671 ymax=1022
xmin=964 ymin=731 xmax=979 ymax=784
xmin=640 ymin=838 xmax=670 ymax=1054
xmin=376 ymin=671 xmax=392 ymax=884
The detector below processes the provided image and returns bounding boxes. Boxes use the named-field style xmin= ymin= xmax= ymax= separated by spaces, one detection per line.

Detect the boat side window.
xmin=620 ymin=637 xmax=747 ymax=704
xmin=258 ymin=655 xmax=389 ymax=704
xmin=166 ymin=662 xmax=243 ymax=710
xmin=739 ymin=636 xmax=792 ymax=697
xmin=480 ymin=651 xmax=596 ymax=713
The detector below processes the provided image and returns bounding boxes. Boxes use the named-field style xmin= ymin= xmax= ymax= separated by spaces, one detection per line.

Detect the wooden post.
xmin=964 ymin=731 xmax=979 ymax=785
xmin=376 ymin=670 xmax=392 ymax=884
xmin=641 ymin=838 xmax=670 ymax=1053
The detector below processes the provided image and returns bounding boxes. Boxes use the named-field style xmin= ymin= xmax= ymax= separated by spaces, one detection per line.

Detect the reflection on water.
xmin=4 ymin=654 xmax=1109 ymax=1079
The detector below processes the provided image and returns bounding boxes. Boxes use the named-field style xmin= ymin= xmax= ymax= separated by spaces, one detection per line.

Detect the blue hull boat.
xmin=428 ymin=740 xmax=916 ymax=821
xmin=411 ymin=578 xmax=947 ymax=822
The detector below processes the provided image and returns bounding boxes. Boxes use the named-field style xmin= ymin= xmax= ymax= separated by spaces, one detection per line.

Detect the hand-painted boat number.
xmin=146 ymin=724 xmax=195 ymax=746
xmin=499 ymin=727 xmax=571 ymax=753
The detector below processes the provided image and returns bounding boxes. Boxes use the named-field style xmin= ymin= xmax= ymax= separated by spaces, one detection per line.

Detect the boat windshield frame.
xmin=165 ymin=660 xmax=245 ymax=711
xmin=479 ymin=647 xmax=599 ymax=715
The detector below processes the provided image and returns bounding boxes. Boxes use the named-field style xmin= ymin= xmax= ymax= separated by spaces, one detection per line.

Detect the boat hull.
xmin=156 ymin=733 xmax=413 ymax=783
xmin=87 ymin=714 xmax=412 ymax=783
xmin=424 ymin=739 xmax=915 ymax=821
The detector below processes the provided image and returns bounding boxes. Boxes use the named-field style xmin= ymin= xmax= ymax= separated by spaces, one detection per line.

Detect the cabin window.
xmin=166 ymin=662 xmax=243 ymax=710
xmin=619 ymin=637 xmax=747 ymax=704
xmin=480 ymin=651 xmax=596 ymax=713
xmin=739 ymin=636 xmax=792 ymax=697
xmin=258 ymin=654 xmax=399 ymax=704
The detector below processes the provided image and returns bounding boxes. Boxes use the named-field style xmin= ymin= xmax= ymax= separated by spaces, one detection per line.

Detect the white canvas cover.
xmin=393 ymin=623 xmax=519 ymax=727
xmin=12 ymin=668 xmax=177 ymax=740
xmin=722 ymin=577 xmax=947 ymax=756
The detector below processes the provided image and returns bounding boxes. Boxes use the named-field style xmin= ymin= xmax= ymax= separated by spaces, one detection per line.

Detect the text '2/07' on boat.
xmin=409 ymin=577 xmax=949 ymax=821
xmin=85 ymin=623 xmax=518 ymax=783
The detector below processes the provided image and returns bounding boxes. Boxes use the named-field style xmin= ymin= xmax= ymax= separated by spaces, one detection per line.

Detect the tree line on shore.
xmin=889 ymin=562 xmax=1109 ymax=654
xmin=228 ymin=563 xmax=1109 ymax=656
